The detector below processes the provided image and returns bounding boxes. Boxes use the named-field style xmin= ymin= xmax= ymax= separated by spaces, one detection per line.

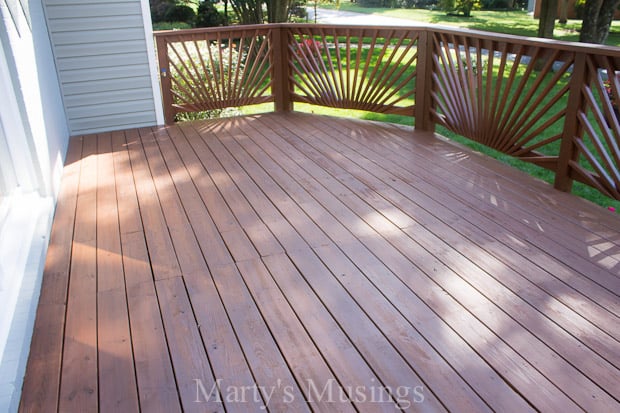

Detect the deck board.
xmin=20 ymin=112 xmax=620 ymax=412
xmin=58 ymin=133 xmax=98 ymax=412
xmin=112 ymin=130 xmax=181 ymax=413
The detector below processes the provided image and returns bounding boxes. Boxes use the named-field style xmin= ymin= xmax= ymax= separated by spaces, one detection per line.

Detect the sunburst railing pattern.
xmin=155 ymin=26 xmax=274 ymax=122
xmin=571 ymin=54 xmax=620 ymax=199
xmin=431 ymin=31 xmax=575 ymax=171
xmin=154 ymin=24 xmax=620 ymax=201
xmin=287 ymin=26 xmax=419 ymax=115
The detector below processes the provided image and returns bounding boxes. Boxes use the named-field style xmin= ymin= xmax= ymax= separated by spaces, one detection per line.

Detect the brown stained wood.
xmin=138 ymin=125 xmax=272 ymax=412
xmin=112 ymin=132 xmax=182 ymax=413
xmin=382 ymin=129 xmax=617 ymax=270
xmin=58 ymin=134 xmax=98 ymax=412
xmin=261 ymin=254 xmax=404 ymax=413
xmin=149 ymin=126 xmax=233 ymax=268
xmin=125 ymin=128 xmax=181 ymax=280
xmin=376 ymin=123 xmax=620 ymax=262
xmin=226 ymin=119 xmax=530 ymax=411
xmin=164 ymin=125 xmax=237 ymax=232
xmin=337 ymin=241 xmax=539 ymax=411
xmin=19 ymin=136 xmax=83 ymax=413
xmin=96 ymin=132 xmax=139 ymax=412
xmin=300 ymin=115 xmax=620 ymax=353
xmin=245 ymin=115 xmax=560 ymax=406
xmin=189 ymin=122 xmax=313 ymax=252
xmin=235 ymin=259 xmax=357 ymax=413
xmin=262 ymin=114 xmax=618 ymax=401
xmin=156 ymin=35 xmax=176 ymax=124
xmin=310 ymin=116 xmax=620 ymax=310
xmin=385 ymin=227 xmax=620 ymax=402
xmin=208 ymin=263 xmax=310 ymax=412
xmin=120 ymin=233 xmax=182 ymax=413
xmin=168 ymin=123 xmax=284 ymax=258
xmin=127 ymin=122 xmax=259 ymax=411
xmin=255 ymin=114 xmax=614 ymax=410
xmin=298 ymin=113 xmax=612 ymax=284
xmin=286 ymin=248 xmax=451 ymax=413
xmin=182 ymin=269 xmax=267 ymax=413
xmin=159 ymin=28 xmax=275 ymax=116
xmin=313 ymin=244 xmax=506 ymax=412
xmin=213 ymin=128 xmax=333 ymax=249
xmin=112 ymin=132 xmax=144 ymax=236
xmin=220 ymin=228 xmax=260 ymax=263
xmin=358 ymin=234 xmax=583 ymax=412
xmin=22 ymin=113 xmax=620 ymax=412
xmin=300 ymin=125 xmax=617 ymax=402
xmin=155 ymin=277 xmax=223 ymax=413
xmin=137 ymin=127 xmax=206 ymax=275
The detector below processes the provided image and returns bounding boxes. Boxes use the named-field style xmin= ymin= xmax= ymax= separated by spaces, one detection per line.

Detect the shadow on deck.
xmin=20 ymin=112 xmax=620 ymax=412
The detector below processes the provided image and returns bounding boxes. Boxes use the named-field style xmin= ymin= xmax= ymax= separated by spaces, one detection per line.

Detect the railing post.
xmin=414 ymin=29 xmax=435 ymax=133
xmin=271 ymin=25 xmax=293 ymax=112
xmin=155 ymin=35 xmax=176 ymax=124
xmin=555 ymin=52 xmax=587 ymax=193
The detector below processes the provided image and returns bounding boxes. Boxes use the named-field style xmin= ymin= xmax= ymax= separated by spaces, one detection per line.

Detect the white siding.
xmin=44 ymin=0 xmax=162 ymax=135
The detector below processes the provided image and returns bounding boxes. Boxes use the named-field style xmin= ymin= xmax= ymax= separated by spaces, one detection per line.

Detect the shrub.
xmin=152 ymin=21 xmax=193 ymax=30
xmin=195 ymin=1 xmax=225 ymax=27
xmin=481 ymin=0 xmax=511 ymax=9
xmin=357 ymin=0 xmax=388 ymax=7
xmin=440 ymin=0 xmax=481 ymax=16
xmin=163 ymin=4 xmax=196 ymax=24
xmin=151 ymin=0 xmax=175 ymax=22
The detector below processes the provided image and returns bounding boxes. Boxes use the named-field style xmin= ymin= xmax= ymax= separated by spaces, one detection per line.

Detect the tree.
xmin=558 ymin=0 xmax=568 ymax=24
xmin=580 ymin=0 xmax=620 ymax=44
xmin=267 ymin=0 xmax=292 ymax=22
xmin=537 ymin=0 xmax=558 ymax=38
xmin=196 ymin=1 xmax=225 ymax=27
xmin=439 ymin=0 xmax=481 ymax=17
xmin=230 ymin=0 xmax=264 ymax=24
xmin=229 ymin=0 xmax=292 ymax=24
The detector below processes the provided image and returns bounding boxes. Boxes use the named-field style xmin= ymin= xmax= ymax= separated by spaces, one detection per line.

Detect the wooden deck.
xmin=20 ymin=112 xmax=620 ymax=412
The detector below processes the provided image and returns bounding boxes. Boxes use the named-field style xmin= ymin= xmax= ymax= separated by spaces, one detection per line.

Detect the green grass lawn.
xmin=316 ymin=2 xmax=620 ymax=47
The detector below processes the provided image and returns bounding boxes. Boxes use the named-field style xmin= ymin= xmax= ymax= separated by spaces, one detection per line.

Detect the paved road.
xmin=306 ymin=7 xmax=422 ymax=26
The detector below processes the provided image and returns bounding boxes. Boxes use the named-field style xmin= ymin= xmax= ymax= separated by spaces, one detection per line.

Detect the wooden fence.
xmin=154 ymin=24 xmax=620 ymax=200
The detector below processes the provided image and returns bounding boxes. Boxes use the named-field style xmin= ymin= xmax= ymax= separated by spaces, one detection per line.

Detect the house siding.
xmin=44 ymin=0 xmax=162 ymax=135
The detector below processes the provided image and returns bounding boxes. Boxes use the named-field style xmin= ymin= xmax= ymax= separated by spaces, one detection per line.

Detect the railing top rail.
xmin=153 ymin=24 xmax=274 ymax=42
xmin=156 ymin=23 xmax=620 ymax=58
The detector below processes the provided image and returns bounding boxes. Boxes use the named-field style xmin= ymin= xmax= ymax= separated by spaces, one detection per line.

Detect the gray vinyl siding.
xmin=44 ymin=0 xmax=159 ymax=135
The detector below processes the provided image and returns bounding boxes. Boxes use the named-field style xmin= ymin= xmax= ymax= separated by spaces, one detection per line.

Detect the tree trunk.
xmin=595 ymin=0 xmax=620 ymax=43
xmin=559 ymin=0 xmax=568 ymax=23
xmin=538 ymin=0 xmax=558 ymax=38
xmin=580 ymin=0 xmax=605 ymax=43
xmin=267 ymin=0 xmax=291 ymax=23
xmin=230 ymin=0 xmax=264 ymax=25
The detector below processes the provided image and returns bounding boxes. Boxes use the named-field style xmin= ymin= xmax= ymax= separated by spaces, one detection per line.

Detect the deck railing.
xmin=154 ymin=24 xmax=620 ymax=201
